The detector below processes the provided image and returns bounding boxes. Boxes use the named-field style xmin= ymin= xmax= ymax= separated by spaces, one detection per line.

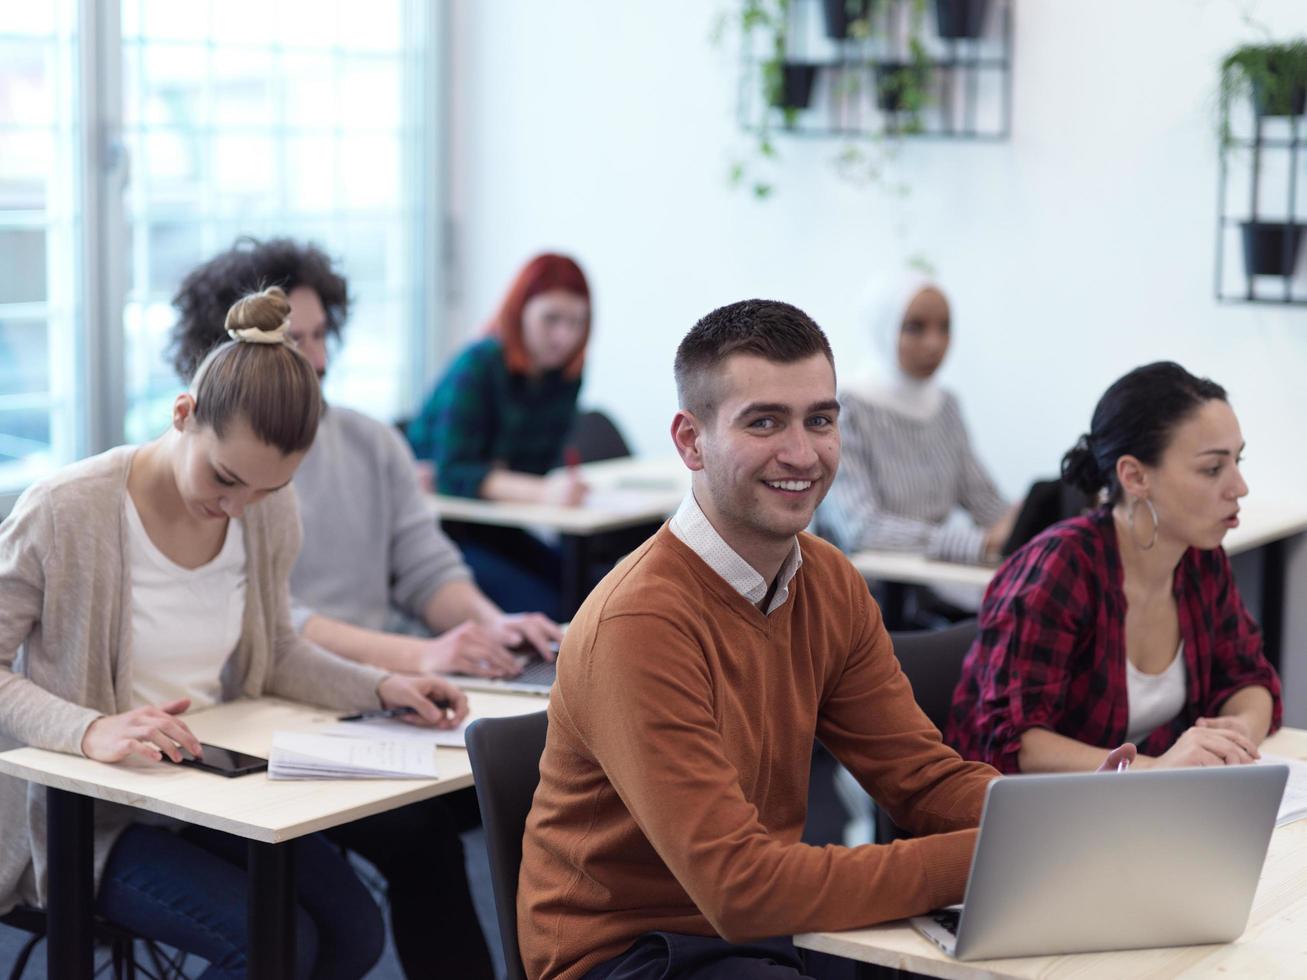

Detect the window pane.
xmin=0 ymin=41 xmax=55 ymax=124
xmin=0 ymin=229 xmax=48 ymax=303
xmin=282 ymin=52 xmax=337 ymax=129
xmin=0 ymin=131 xmax=53 ymax=211
xmin=121 ymin=0 xmax=428 ymax=439
xmin=0 ymin=318 xmax=51 ymax=394
xmin=0 ymin=2 xmax=79 ymax=492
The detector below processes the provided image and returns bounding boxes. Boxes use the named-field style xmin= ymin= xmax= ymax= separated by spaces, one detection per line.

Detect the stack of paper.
xmin=268 ymin=732 xmax=440 ymax=780
xmin=1260 ymin=753 xmax=1307 ymax=827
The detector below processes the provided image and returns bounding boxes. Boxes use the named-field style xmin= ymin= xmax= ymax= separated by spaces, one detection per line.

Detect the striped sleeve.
xmin=821 ymin=398 xmax=990 ymax=562
xmin=950 ymin=397 xmax=1008 ymax=530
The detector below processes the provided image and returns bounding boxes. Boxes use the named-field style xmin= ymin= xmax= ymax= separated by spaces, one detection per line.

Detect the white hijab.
xmin=844 ymin=272 xmax=948 ymax=423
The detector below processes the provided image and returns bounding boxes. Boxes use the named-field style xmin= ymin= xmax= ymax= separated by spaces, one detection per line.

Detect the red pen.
xmin=564 ymin=446 xmax=582 ymax=471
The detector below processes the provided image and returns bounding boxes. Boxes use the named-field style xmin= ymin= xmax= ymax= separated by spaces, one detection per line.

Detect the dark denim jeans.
xmin=447 ymin=522 xmax=564 ymax=621
xmin=582 ymin=932 xmax=815 ymax=980
xmin=96 ymin=823 xmax=384 ymax=980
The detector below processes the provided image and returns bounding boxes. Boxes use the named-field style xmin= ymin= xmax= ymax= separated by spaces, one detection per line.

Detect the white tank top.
xmin=125 ymin=494 xmax=246 ymax=710
xmin=1125 ymin=642 xmax=1187 ymax=745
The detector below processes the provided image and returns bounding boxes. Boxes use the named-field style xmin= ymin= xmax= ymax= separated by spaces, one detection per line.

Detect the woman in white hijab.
xmin=820 ymin=273 xmax=1016 ymax=566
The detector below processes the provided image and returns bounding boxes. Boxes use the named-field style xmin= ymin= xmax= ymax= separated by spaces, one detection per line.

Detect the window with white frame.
xmin=0 ymin=2 xmax=81 ymax=492
xmin=0 ymin=0 xmax=438 ymax=496
xmin=121 ymin=0 xmax=432 ymax=442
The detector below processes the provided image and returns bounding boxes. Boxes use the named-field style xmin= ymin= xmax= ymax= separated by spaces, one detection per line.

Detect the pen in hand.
xmin=338 ymin=700 xmax=453 ymax=723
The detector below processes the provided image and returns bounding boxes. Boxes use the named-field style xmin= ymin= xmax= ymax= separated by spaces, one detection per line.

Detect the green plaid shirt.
xmin=407 ymin=338 xmax=581 ymax=498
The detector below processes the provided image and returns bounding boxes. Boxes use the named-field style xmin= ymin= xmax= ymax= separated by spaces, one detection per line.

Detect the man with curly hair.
xmin=171 ymin=237 xmax=563 ymax=979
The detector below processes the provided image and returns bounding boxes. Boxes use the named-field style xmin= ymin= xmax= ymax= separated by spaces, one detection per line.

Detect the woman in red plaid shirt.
xmin=946 ymin=362 xmax=1281 ymax=774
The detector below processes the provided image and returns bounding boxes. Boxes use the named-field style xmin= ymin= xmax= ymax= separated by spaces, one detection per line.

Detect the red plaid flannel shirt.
xmin=945 ymin=507 xmax=1282 ymax=773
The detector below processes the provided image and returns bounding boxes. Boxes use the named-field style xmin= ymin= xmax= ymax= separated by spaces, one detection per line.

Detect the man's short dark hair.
xmin=674 ymin=299 xmax=835 ymax=419
xmin=169 ymin=236 xmax=349 ymax=382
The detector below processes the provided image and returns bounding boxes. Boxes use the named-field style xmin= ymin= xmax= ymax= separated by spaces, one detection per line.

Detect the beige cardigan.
xmin=0 ymin=446 xmax=388 ymax=913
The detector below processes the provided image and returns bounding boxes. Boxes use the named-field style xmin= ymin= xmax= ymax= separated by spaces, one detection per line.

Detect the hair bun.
xmin=1060 ymin=434 xmax=1103 ymax=496
xmin=225 ymin=286 xmax=292 ymax=344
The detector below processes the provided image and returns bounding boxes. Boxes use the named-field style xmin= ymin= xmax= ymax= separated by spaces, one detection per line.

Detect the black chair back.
xmin=892 ymin=619 xmax=978 ymax=731
xmin=564 ymin=409 xmax=631 ymax=464
xmin=1001 ymin=477 xmax=1093 ymax=558
xmin=465 ymin=711 xmax=549 ymax=980
xmin=876 ymin=619 xmax=978 ymax=843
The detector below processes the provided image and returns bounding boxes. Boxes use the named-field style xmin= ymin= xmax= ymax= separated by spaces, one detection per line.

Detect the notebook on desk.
xmin=910 ymin=764 xmax=1287 ymax=961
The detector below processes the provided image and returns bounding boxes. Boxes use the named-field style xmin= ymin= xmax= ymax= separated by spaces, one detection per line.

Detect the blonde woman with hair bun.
xmin=0 ymin=287 xmax=467 ymax=978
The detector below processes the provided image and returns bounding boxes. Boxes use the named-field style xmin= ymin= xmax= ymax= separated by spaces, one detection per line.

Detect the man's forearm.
xmin=422 ymin=579 xmax=502 ymax=635
xmin=301 ymin=613 xmax=419 ymax=673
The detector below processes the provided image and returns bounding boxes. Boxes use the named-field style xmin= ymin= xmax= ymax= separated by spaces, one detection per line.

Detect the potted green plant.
xmin=823 ymin=0 xmax=874 ymax=40
xmin=1241 ymin=221 xmax=1304 ymax=278
xmin=1220 ymin=40 xmax=1307 ymax=123
xmin=1219 ymin=41 xmax=1307 ymax=280
xmin=934 ymin=0 xmax=988 ymax=40
xmin=769 ymin=60 xmax=820 ymax=111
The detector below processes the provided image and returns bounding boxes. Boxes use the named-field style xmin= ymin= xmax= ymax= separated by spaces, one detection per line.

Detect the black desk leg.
xmin=560 ymin=534 xmax=590 ymax=620
xmin=248 ymin=840 xmax=295 ymax=980
xmin=46 ymin=786 xmax=94 ymax=980
xmin=1262 ymin=539 xmax=1286 ymax=675
xmin=853 ymin=965 xmax=905 ymax=979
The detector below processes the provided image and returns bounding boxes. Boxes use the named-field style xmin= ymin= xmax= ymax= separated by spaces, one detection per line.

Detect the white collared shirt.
xmin=668 ymin=492 xmax=803 ymax=615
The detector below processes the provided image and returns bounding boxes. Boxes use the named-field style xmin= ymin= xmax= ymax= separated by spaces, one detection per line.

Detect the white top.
xmin=1125 ymin=642 xmax=1187 ymax=746
xmin=668 ymin=492 xmax=802 ymax=615
xmin=125 ymin=494 xmax=246 ymax=710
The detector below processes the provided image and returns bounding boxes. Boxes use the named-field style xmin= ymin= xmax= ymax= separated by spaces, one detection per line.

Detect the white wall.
xmin=444 ymin=0 xmax=1307 ymax=506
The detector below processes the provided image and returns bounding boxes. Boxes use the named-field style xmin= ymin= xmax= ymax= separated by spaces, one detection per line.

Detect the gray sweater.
xmin=0 ymin=446 xmax=387 ymax=914
xmin=289 ymin=406 xmax=471 ymax=633
xmin=819 ymin=391 xmax=1007 ymax=563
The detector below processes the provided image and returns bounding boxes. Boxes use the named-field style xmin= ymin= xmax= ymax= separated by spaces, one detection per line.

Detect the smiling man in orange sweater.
xmin=519 ymin=300 xmax=1001 ymax=979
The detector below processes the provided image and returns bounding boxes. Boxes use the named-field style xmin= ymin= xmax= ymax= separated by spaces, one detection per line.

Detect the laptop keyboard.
xmin=514 ymin=657 xmax=557 ymax=686
xmin=931 ymin=909 xmax=961 ymax=936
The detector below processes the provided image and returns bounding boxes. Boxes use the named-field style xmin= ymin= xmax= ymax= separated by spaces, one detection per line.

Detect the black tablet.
xmin=173 ymin=743 xmax=267 ymax=778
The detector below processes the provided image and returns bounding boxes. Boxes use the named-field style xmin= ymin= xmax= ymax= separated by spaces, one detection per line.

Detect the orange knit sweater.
xmin=518 ymin=525 xmax=998 ymax=980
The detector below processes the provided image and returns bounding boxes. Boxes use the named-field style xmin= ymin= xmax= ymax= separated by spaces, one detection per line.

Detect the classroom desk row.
xmin=851 ymin=498 xmax=1307 ymax=670
xmin=0 ymin=691 xmax=546 ymax=980
xmin=425 ymin=455 xmax=691 ymax=616
xmin=4 ymin=696 xmax=1307 ymax=980
xmin=426 ymin=456 xmax=1307 ymax=668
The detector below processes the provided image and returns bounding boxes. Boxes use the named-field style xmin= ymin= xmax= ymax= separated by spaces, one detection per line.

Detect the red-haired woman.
xmin=407 ymin=253 xmax=591 ymax=620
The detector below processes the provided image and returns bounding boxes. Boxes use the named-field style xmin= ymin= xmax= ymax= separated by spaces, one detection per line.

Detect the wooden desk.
xmin=850 ymin=499 xmax=1307 ymax=665
xmin=0 ymin=691 xmax=545 ymax=980
xmin=795 ymin=727 xmax=1307 ymax=979
xmin=426 ymin=456 xmax=689 ymax=616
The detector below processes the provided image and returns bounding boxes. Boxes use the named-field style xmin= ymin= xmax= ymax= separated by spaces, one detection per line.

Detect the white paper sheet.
xmin=1257 ymin=753 xmax=1307 ymax=827
xmin=268 ymin=732 xmax=440 ymax=780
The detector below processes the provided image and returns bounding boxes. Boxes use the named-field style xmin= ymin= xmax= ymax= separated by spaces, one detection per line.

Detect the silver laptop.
xmin=451 ymin=643 xmax=558 ymax=696
xmin=911 ymin=764 xmax=1287 ymax=961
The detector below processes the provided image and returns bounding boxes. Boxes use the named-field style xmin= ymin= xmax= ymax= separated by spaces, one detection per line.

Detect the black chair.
xmin=875 ymin=619 xmax=979 ymax=844
xmin=562 ymin=409 xmax=631 ymax=464
xmin=0 ymin=904 xmax=186 ymax=980
xmin=465 ymin=711 xmax=549 ymax=980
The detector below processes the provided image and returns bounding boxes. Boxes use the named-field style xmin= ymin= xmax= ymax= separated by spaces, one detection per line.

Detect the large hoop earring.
xmin=1126 ymin=495 xmax=1158 ymax=551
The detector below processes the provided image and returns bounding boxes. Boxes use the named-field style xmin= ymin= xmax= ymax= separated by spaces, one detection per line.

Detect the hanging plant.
xmin=1219 ymin=40 xmax=1307 ymax=142
xmin=822 ymin=0 xmax=874 ymax=40
xmin=724 ymin=0 xmax=934 ymax=197
xmin=933 ymin=0 xmax=988 ymax=40
xmin=874 ymin=0 xmax=931 ymax=133
xmin=726 ymin=0 xmax=794 ymax=198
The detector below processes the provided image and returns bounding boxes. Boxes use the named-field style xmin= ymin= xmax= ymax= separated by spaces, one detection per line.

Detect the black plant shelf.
xmin=1216 ymin=85 xmax=1307 ymax=305
xmin=739 ymin=0 xmax=1014 ymax=141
